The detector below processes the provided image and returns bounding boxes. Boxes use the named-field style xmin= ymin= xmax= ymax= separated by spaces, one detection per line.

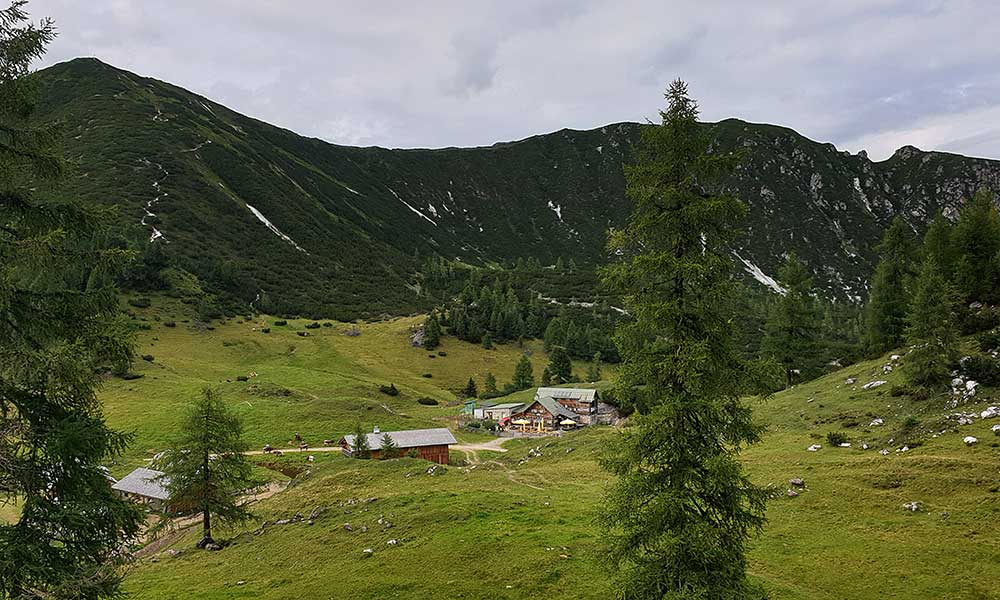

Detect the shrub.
xmin=406 ymin=448 xmax=420 ymax=459
xmin=379 ymin=384 xmax=399 ymax=396
xmin=437 ymin=351 xmax=447 ymax=357
xmin=826 ymin=431 xmax=850 ymax=446
xmin=305 ymin=322 xmax=321 ymax=329
xmin=164 ymin=321 xmax=176 ymax=328
xmin=128 ymin=297 xmax=152 ymax=309
xmin=902 ymin=415 xmax=921 ymax=430
xmin=261 ymin=327 xmax=270 ymax=334
xmin=236 ymin=375 xmax=249 ymax=382
xmin=977 ymin=329 xmax=1000 ymax=352
xmin=120 ymin=372 xmax=143 ymax=381
xmin=421 ymin=373 xmax=433 ymax=378
xmin=889 ymin=385 xmax=909 ymax=397
xmin=141 ymin=354 xmax=154 ymax=362
xmin=467 ymin=421 xmax=481 ymax=429
xmin=417 ymin=397 xmax=439 ymax=406
xmin=297 ymin=331 xmax=309 ymax=337
xmin=322 ymin=322 xmax=333 ymax=328
xmin=964 ymin=354 xmax=1000 ymax=386
xmin=959 ymin=308 xmax=999 ymax=335
xmin=274 ymin=320 xmax=288 ymax=326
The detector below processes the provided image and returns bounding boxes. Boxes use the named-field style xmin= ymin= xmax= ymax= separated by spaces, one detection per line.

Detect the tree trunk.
xmin=196 ymin=449 xmax=215 ymax=549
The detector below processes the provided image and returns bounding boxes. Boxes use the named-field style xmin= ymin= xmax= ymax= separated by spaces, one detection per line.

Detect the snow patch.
xmin=245 ymin=204 xmax=308 ymax=254
xmin=547 ymin=200 xmax=564 ymax=222
xmin=733 ymin=252 xmax=785 ymax=294
xmin=389 ymin=188 xmax=437 ymax=226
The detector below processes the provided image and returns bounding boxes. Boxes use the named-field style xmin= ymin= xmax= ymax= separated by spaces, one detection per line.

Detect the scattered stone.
xmin=789 ymin=478 xmax=805 ymax=487
xmin=387 ymin=539 xmax=398 ymax=545
xmin=204 ymin=542 xmax=222 ymax=551
xmin=343 ymin=523 xmax=354 ymax=532
xmin=839 ymin=442 xmax=851 ymax=448
xmin=862 ymin=380 xmax=887 ymax=390
xmin=167 ymin=549 xmax=180 ymax=556
xmin=980 ymin=406 xmax=999 ymax=419
xmin=565 ymin=447 xmax=575 ymax=454
xmin=964 ymin=436 xmax=978 ymax=446
xmin=362 ymin=548 xmax=374 ymax=557
xmin=870 ymin=418 xmax=884 ymax=427
xmin=844 ymin=377 xmax=856 ymax=385
xmin=880 ymin=449 xmax=890 ymax=455
xmin=307 ymin=455 xmax=315 ymax=462
xmin=807 ymin=444 xmax=822 ymax=452
xmin=992 ymin=424 xmax=1000 ymax=434
xmin=890 ymin=354 xmax=901 ymax=362
xmin=309 ymin=506 xmax=325 ymax=520
xmin=236 ymin=581 xmax=246 ymax=586
xmin=275 ymin=519 xmax=291 ymax=525
xmin=903 ymin=501 xmax=919 ymax=512
xmin=787 ymin=489 xmax=799 ymax=498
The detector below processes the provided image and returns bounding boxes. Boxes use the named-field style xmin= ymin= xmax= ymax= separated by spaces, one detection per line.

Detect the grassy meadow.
xmin=79 ymin=300 xmax=1000 ymax=598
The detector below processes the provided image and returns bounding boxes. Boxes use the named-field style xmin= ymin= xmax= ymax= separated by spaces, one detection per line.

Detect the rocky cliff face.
xmin=30 ymin=58 xmax=1000 ymax=316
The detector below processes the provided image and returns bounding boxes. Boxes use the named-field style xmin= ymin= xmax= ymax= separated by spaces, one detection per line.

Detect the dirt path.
xmin=135 ymin=480 xmax=287 ymax=557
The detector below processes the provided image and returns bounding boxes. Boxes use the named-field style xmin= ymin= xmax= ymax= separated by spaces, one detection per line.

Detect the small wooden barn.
xmin=340 ymin=427 xmax=457 ymax=464
xmin=111 ymin=467 xmax=171 ymax=511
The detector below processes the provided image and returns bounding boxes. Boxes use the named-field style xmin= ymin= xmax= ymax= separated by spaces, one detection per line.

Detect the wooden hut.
xmin=111 ymin=467 xmax=171 ymax=511
xmin=339 ymin=427 xmax=456 ymax=464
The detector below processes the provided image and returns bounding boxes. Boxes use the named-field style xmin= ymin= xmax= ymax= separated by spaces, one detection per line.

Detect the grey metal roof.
xmin=535 ymin=387 xmax=597 ymax=403
xmin=341 ymin=427 xmax=457 ymax=451
xmin=486 ymin=402 xmax=525 ymax=411
xmin=111 ymin=467 xmax=170 ymax=501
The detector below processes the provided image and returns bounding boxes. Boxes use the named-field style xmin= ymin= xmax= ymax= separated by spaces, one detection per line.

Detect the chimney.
xmin=373 ymin=426 xmax=380 ymax=434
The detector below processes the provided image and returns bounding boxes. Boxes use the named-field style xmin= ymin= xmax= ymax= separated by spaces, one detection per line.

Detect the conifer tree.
xmin=905 ymin=257 xmax=959 ymax=388
xmin=159 ymin=389 xmax=261 ymax=549
xmin=512 ymin=355 xmax=535 ymax=390
xmin=350 ymin=423 xmax=371 ymax=459
xmin=547 ymin=347 xmax=572 ymax=384
xmin=762 ymin=253 xmax=819 ymax=387
xmin=585 ymin=352 xmax=603 ymax=382
xmin=481 ymin=332 xmax=493 ymax=349
xmin=422 ymin=313 xmax=441 ymax=349
xmin=1 ymin=4 xmax=144 ymax=596
xmin=483 ymin=372 xmax=499 ymax=397
xmin=599 ymin=79 xmax=774 ymax=599
xmin=951 ymin=190 xmax=1000 ymax=304
xmin=462 ymin=377 xmax=478 ymax=398
xmin=922 ymin=211 xmax=954 ymax=276
xmin=864 ymin=217 xmax=917 ymax=355
xmin=379 ymin=433 xmax=399 ymax=459
xmin=540 ymin=366 xmax=552 ymax=386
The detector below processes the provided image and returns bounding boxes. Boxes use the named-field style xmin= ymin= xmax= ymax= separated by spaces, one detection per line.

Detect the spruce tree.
xmin=599 ymin=80 xmax=774 ymax=599
xmin=512 ymin=355 xmax=535 ymax=390
xmin=951 ymin=190 xmax=1000 ymax=304
xmin=762 ymin=253 xmax=819 ymax=387
xmin=379 ymin=433 xmax=399 ymax=459
xmin=422 ymin=313 xmax=441 ymax=349
xmin=159 ymin=389 xmax=260 ymax=549
xmin=540 ymin=366 xmax=552 ymax=386
xmin=483 ymin=371 xmax=499 ymax=397
xmin=547 ymin=347 xmax=572 ymax=384
xmin=864 ymin=217 xmax=917 ymax=355
xmin=481 ymin=332 xmax=493 ymax=350
xmin=905 ymin=257 xmax=959 ymax=388
xmin=586 ymin=351 xmax=603 ymax=382
xmin=922 ymin=212 xmax=954 ymax=276
xmin=1 ymin=4 xmax=144 ymax=596
xmin=462 ymin=377 xmax=478 ymax=398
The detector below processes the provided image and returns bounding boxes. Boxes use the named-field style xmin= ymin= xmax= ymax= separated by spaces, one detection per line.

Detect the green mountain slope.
xmin=32 ymin=58 xmax=1000 ymax=316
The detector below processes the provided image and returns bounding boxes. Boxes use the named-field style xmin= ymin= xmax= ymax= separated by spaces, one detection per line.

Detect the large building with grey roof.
xmin=339 ymin=427 xmax=456 ymax=464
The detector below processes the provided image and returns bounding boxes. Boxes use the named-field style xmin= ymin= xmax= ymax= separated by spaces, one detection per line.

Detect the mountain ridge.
xmin=30 ymin=57 xmax=1000 ymax=317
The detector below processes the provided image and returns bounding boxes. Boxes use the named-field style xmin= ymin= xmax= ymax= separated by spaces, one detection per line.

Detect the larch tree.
xmin=483 ymin=371 xmax=499 ymax=397
xmin=951 ymin=190 xmax=1000 ymax=304
xmin=599 ymin=79 xmax=776 ymax=600
xmin=905 ymin=256 xmax=959 ymax=388
xmin=0 ymin=2 xmax=144 ymax=596
xmin=158 ymin=389 xmax=260 ymax=549
xmin=350 ymin=423 xmax=370 ymax=459
xmin=422 ymin=313 xmax=441 ymax=350
xmin=762 ymin=252 xmax=819 ymax=388
xmin=547 ymin=347 xmax=572 ymax=384
xmin=863 ymin=217 xmax=917 ymax=355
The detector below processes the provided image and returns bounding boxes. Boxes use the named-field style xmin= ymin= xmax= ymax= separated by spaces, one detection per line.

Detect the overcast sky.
xmin=27 ymin=1 xmax=1000 ymax=159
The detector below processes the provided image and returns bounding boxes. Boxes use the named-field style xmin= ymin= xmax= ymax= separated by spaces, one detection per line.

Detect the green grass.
xmin=99 ymin=309 xmax=1000 ymax=598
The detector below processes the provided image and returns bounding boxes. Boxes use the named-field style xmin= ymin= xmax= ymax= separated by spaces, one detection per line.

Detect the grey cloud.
xmin=26 ymin=0 xmax=1000 ymax=159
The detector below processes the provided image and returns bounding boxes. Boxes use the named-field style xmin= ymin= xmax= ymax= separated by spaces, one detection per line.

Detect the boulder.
xmin=862 ymin=380 xmax=887 ymax=390
xmin=807 ymin=444 xmax=822 ymax=452
xmin=980 ymin=406 xmax=998 ymax=419
xmin=870 ymin=418 xmax=884 ymax=426
xmin=964 ymin=436 xmax=978 ymax=446
xmin=789 ymin=478 xmax=805 ymax=487
xmin=903 ymin=501 xmax=919 ymax=512
xmin=343 ymin=523 xmax=353 ymax=532
xmin=362 ymin=548 xmax=374 ymax=557
xmin=786 ymin=489 xmax=799 ymax=497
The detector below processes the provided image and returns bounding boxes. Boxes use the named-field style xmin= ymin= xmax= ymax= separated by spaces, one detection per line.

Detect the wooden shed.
xmin=111 ymin=467 xmax=171 ymax=511
xmin=340 ymin=427 xmax=457 ymax=465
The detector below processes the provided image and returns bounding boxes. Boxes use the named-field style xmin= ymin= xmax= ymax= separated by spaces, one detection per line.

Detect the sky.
xmin=27 ymin=0 xmax=1000 ymax=160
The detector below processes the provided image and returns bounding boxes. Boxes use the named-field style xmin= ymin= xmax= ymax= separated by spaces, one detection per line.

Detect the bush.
xmin=128 ymin=297 xmax=152 ymax=309
xmin=164 ymin=321 xmax=176 ymax=328
xmin=406 ymin=448 xmax=420 ymax=459
xmin=120 ymin=372 xmax=143 ymax=381
xmin=467 ymin=421 xmax=481 ymax=429
xmin=964 ymin=354 xmax=1000 ymax=386
xmin=261 ymin=327 xmax=270 ymax=334
xmin=826 ymin=431 xmax=850 ymax=446
xmin=273 ymin=320 xmax=288 ymax=326
xmin=422 ymin=373 xmax=433 ymax=378
xmin=902 ymin=415 xmax=921 ymax=430
xmin=297 ymin=331 xmax=309 ymax=337
xmin=379 ymin=384 xmax=399 ymax=396
xmin=977 ymin=329 xmax=1000 ymax=353
xmin=141 ymin=354 xmax=154 ymax=362
xmin=417 ymin=397 xmax=439 ymax=406
xmin=305 ymin=322 xmax=321 ymax=329
xmin=437 ymin=351 xmax=447 ymax=357
xmin=322 ymin=322 xmax=333 ymax=328
xmin=889 ymin=385 xmax=909 ymax=397
xmin=959 ymin=308 xmax=999 ymax=335
xmin=236 ymin=375 xmax=249 ymax=382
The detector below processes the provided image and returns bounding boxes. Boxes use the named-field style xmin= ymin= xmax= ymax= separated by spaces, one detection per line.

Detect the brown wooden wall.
xmin=356 ymin=444 xmax=451 ymax=465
